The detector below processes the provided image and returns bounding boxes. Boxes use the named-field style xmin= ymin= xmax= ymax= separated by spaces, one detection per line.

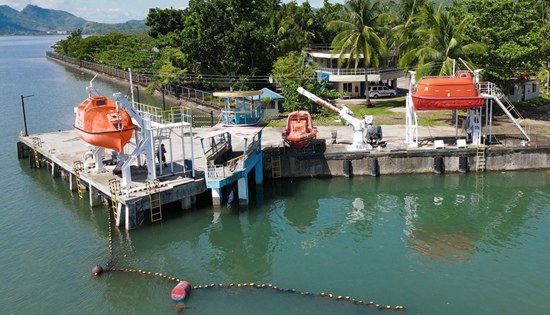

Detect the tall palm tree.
xmin=399 ymin=4 xmax=486 ymax=78
xmin=391 ymin=0 xmax=429 ymax=57
xmin=328 ymin=0 xmax=389 ymax=106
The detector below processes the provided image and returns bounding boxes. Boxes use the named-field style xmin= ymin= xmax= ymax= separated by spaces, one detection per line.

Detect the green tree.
xmin=399 ymin=4 xmax=486 ymax=78
xmin=271 ymin=51 xmax=319 ymax=112
xmin=449 ymin=0 xmax=549 ymax=85
xmin=178 ymin=0 xmax=277 ymax=85
xmin=389 ymin=0 xmax=429 ymax=58
xmin=145 ymin=7 xmax=186 ymax=39
xmin=52 ymin=29 xmax=83 ymax=58
xmin=328 ymin=0 xmax=389 ymax=107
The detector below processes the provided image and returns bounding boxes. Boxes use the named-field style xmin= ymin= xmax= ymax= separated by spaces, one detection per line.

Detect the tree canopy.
xmin=53 ymin=0 xmax=550 ymax=112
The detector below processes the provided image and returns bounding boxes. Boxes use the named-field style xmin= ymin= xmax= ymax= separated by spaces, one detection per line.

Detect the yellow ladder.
xmin=476 ymin=146 xmax=486 ymax=173
xmin=271 ymin=147 xmax=282 ymax=178
xmin=147 ymin=180 xmax=162 ymax=223
xmin=32 ymin=137 xmax=41 ymax=168
xmin=73 ymin=161 xmax=84 ymax=198
xmin=108 ymin=179 xmax=121 ymax=223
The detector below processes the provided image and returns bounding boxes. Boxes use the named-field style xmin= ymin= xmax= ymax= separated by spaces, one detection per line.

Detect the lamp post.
xmin=20 ymin=94 xmax=34 ymax=136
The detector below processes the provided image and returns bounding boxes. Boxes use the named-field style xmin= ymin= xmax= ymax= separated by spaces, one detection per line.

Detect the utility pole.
xmin=20 ymin=94 xmax=34 ymax=136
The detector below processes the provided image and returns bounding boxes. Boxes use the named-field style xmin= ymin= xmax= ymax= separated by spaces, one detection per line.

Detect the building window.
xmin=343 ymin=83 xmax=352 ymax=92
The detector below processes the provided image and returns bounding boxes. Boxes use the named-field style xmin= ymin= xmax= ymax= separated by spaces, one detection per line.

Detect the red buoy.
xmin=171 ymin=281 xmax=191 ymax=302
xmin=92 ymin=265 xmax=103 ymax=276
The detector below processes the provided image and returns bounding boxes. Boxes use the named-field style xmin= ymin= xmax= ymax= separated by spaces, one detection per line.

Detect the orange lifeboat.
xmin=282 ymin=111 xmax=317 ymax=150
xmin=412 ymin=71 xmax=485 ymax=110
xmin=74 ymin=96 xmax=134 ymax=152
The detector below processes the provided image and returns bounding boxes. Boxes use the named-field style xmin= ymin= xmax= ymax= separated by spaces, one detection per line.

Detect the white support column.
xmin=92 ymin=147 xmax=106 ymax=173
xmin=238 ymin=176 xmax=249 ymax=205
xmin=467 ymin=108 xmax=482 ymax=145
xmin=405 ymin=94 xmax=418 ymax=147
xmin=125 ymin=204 xmax=130 ymax=230
xmin=115 ymin=202 xmax=123 ymax=227
xmin=211 ymin=188 xmax=223 ymax=206
xmin=89 ymin=185 xmax=101 ymax=207
xmin=189 ymin=124 xmax=195 ymax=178
xmin=69 ymin=173 xmax=77 ymax=191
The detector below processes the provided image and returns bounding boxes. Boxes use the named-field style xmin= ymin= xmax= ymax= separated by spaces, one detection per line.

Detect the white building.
xmin=506 ymin=79 xmax=540 ymax=102
xmin=307 ymin=45 xmax=404 ymax=98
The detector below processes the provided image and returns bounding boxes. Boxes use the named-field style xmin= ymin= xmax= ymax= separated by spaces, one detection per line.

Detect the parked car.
xmin=368 ymin=85 xmax=397 ymax=98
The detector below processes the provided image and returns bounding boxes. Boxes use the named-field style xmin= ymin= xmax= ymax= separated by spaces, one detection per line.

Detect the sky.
xmin=2 ymin=0 xmax=332 ymax=23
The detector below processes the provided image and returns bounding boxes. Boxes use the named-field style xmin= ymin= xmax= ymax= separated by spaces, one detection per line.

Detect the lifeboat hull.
xmin=74 ymin=96 xmax=134 ymax=152
xmin=412 ymin=96 xmax=485 ymax=111
xmin=412 ymin=71 xmax=485 ymax=111
xmin=282 ymin=111 xmax=317 ymax=150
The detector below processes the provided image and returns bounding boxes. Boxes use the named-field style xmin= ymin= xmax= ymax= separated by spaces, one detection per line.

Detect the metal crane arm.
xmin=296 ymin=87 xmax=364 ymax=130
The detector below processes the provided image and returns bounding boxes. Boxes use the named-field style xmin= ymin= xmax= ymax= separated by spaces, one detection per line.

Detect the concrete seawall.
xmin=263 ymin=146 xmax=550 ymax=178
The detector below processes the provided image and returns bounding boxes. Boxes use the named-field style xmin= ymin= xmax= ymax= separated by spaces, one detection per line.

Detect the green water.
xmin=2 ymin=36 xmax=550 ymax=315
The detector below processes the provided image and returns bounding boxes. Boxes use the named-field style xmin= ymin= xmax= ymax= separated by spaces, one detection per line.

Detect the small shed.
xmin=507 ymin=79 xmax=540 ymax=102
xmin=251 ymin=88 xmax=284 ymax=118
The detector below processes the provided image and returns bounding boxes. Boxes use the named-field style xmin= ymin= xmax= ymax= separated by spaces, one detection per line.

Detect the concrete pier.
xmin=17 ymin=122 xmax=550 ymax=229
xmin=18 ymin=131 xmax=206 ymax=230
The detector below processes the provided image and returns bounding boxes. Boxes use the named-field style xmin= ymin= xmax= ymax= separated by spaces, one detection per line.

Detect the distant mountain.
xmin=0 ymin=4 xmax=148 ymax=35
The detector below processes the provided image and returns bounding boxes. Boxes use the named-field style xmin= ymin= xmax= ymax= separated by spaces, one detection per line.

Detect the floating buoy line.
xmin=92 ymin=210 xmax=405 ymax=311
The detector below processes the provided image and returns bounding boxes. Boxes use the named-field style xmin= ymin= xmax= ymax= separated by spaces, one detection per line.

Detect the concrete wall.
xmin=264 ymin=147 xmax=550 ymax=178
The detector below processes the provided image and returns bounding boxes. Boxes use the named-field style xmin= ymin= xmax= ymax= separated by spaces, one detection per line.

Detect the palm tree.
xmin=328 ymin=0 xmax=389 ymax=106
xmin=391 ymin=0 xmax=429 ymax=57
xmin=399 ymin=4 xmax=486 ymax=78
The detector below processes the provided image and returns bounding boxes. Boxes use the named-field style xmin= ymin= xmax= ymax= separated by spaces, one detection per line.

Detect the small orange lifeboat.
xmin=412 ymin=71 xmax=485 ymax=110
xmin=74 ymin=96 xmax=134 ymax=152
xmin=282 ymin=111 xmax=317 ymax=150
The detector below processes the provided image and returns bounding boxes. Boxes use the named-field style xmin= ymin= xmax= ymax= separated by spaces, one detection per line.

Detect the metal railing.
xmin=46 ymin=52 xmax=222 ymax=110
xmin=316 ymin=67 xmax=403 ymax=76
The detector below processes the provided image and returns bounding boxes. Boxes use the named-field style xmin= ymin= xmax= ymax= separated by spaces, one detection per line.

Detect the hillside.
xmin=0 ymin=4 xmax=148 ymax=35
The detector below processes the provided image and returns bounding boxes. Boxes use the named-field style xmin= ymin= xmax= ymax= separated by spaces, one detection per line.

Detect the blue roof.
xmin=252 ymin=88 xmax=284 ymax=101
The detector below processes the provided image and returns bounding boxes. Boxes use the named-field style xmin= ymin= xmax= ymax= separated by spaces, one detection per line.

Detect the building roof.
xmin=251 ymin=88 xmax=284 ymax=101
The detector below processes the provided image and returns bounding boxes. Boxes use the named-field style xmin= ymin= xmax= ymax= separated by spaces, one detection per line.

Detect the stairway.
xmin=480 ymin=83 xmax=530 ymax=141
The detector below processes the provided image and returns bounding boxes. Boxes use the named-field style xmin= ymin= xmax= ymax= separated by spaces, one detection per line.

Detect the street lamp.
xmin=20 ymin=94 xmax=34 ymax=136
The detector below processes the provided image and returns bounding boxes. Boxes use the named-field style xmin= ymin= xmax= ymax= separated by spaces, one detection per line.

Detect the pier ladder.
xmin=32 ymin=137 xmax=41 ymax=168
xmin=147 ymin=179 xmax=162 ymax=223
xmin=476 ymin=146 xmax=486 ymax=172
xmin=108 ymin=179 xmax=121 ymax=223
xmin=271 ymin=146 xmax=282 ymax=178
xmin=73 ymin=161 xmax=84 ymax=198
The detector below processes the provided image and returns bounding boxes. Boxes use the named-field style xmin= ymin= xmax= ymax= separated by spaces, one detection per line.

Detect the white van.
xmin=368 ymin=85 xmax=397 ymax=98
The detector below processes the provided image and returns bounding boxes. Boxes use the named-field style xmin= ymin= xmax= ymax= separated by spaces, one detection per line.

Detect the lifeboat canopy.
xmin=412 ymin=71 xmax=485 ymax=111
xmin=74 ymin=96 xmax=134 ymax=152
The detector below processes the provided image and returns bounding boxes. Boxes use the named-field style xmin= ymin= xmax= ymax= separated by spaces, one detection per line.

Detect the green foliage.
xmin=271 ymin=51 xmax=319 ymax=112
xmin=50 ymin=0 xmax=550 ymax=101
xmin=146 ymin=8 xmax=186 ymax=39
xmin=178 ymin=0 xmax=277 ymax=81
xmin=52 ymin=29 xmax=83 ymax=57
xmin=399 ymin=4 xmax=486 ymax=78
xmin=449 ymin=0 xmax=550 ymax=84
xmin=154 ymin=46 xmax=188 ymax=85
xmin=328 ymin=0 xmax=389 ymax=106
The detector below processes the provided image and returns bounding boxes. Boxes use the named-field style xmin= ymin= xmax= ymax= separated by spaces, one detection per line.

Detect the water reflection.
xmin=402 ymin=173 xmax=547 ymax=265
